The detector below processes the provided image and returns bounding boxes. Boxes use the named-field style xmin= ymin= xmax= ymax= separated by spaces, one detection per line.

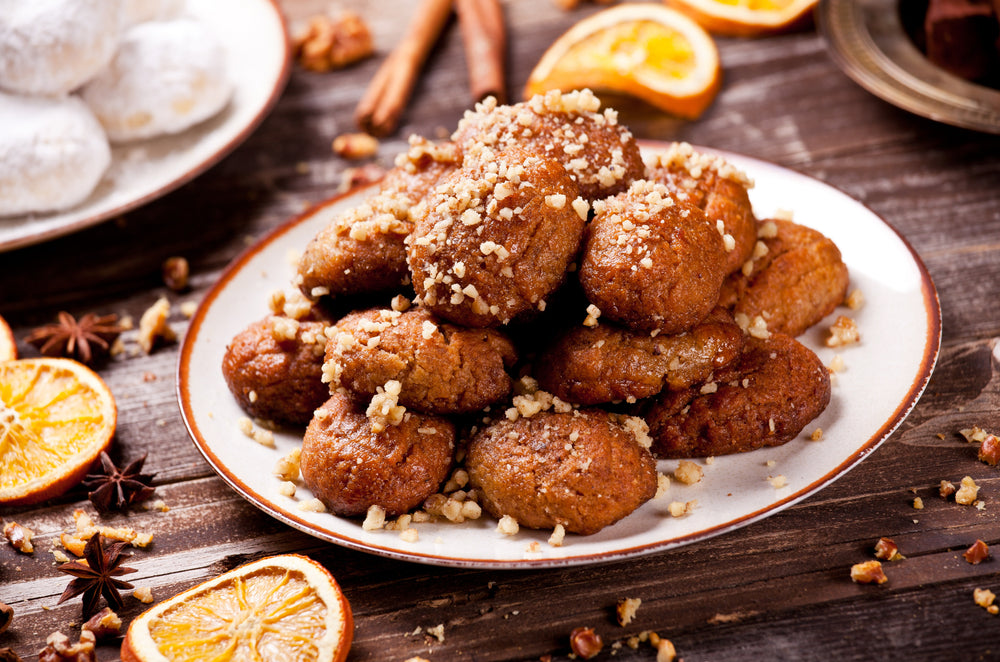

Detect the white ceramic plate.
xmin=0 ymin=0 xmax=290 ymax=252
xmin=178 ymin=145 xmax=941 ymax=568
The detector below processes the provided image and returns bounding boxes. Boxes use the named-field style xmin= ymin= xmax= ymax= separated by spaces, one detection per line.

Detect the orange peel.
xmin=663 ymin=0 xmax=818 ymax=37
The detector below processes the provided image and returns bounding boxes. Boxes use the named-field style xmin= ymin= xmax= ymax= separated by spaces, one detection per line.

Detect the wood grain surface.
xmin=3 ymin=1 xmax=1000 ymax=660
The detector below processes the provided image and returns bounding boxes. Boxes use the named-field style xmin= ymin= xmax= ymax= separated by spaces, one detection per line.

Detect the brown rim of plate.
xmin=817 ymin=0 xmax=1000 ymax=134
xmin=177 ymin=147 xmax=941 ymax=568
xmin=0 ymin=0 xmax=293 ymax=253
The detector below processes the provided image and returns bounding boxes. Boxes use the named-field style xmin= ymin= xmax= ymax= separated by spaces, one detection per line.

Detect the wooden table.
xmin=3 ymin=1 xmax=1000 ymax=659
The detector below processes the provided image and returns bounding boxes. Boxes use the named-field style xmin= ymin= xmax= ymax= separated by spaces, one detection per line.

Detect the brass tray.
xmin=817 ymin=0 xmax=1000 ymax=133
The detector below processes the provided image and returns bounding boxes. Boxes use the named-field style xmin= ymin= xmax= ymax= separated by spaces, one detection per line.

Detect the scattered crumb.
xmin=297 ymin=498 xmax=327 ymax=513
xmin=333 ymin=132 xmax=379 ymax=160
xmin=179 ymin=301 xmax=198 ymax=318
xmin=132 ymin=586 xmax=154 ymax=604
xmin=674 ymin=460 xmax=703 ymax=485
xmin=548 ymin=524 xmax=566 ymax=547
xmin=497 ymin=515 xmax=519 ymax=536
xmin=825 ymin=315 xmax=860 ymax=347
xmin=913 ymin=497 xmax=924 ymax=509
xmin=426 ymin=623 xmax=445 ymax=643
xmin=810 ymin=428 xmax=823 ymax=441
xmin=955 ymin=476 xmax=980 ymax=505
xmin=850 ymin=560 xmax=887 ymax=584
xmin=277 ymin=481 xmax=296 ymax=497
xmin=964 ymin=539 xmax=990 ymax=564
xmin=845 ymin=289 xmax=864 ymax=310
xmin=667 ymin=500 xmax=696 ymax=517
xmin=617 ymin=597 xmax=641 ymax=626
xmin=399 ymin=528 xmax=419 ymax=543
xmin=654 ymin=473 xmax=671 ymax=498
xmin=138 ymin=296 xmax=177 ymax=353
xmin=768 ymin=475 xmax=787 ymax=489
xmin=3 ymin=521 xmax=34 ymax=554
xmin=874 ymin=537 xmax=904 ymax=561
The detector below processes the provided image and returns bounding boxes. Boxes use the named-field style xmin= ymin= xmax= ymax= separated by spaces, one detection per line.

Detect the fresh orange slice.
xmin=0 ymin=314 xmax=15 ymax=360
xmin=663 ymin=0 xmax=817 ymax=37
xmin=0 ymin=358 xmax=116 ymax=506
xmin=122 ymin=554 xmax=353 ymax=662
xmin=524 ymin=4 xmax=721 ymax=120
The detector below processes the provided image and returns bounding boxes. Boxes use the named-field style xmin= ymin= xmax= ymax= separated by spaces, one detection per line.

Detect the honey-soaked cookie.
xmin=646 ymin=142 xmax=757 ymax=274
xmin=408 ymin=144 xmax=587 ymax=327
xmin=297 ymin=137 xmax=460 ymax=300
xmin=300 ymin=391 xmax=455 ymax=516
xmin=452 ymin=90 xmax=644 ymax=202
xmin=324 ymin=307 xmax=517 ymax=414
xmin=535 ymin=307 xmax=744 ymax=405
xmin=642 ymin=332 xmax=831 ymax=458
xmin=579 ymin=179 xmax=728 ymax=334
xmin=222 ymin=316 xmax=329 ymax=426
xmin=720 ymin=218 xmax=849 ymax=337
xmin=466 ymin=409 xmax=657 ymax=535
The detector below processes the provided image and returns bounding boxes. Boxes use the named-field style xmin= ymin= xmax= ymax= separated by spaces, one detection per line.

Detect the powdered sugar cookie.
xmin=123 ymin=0 xmax=186 ymax=27
xmin=81 ymin=18 xmax=231 ymax=143
xmin=0 ymin=93 xmax=111 ymax=216
xmin=0 ymin=0 xmax=122 ymax=96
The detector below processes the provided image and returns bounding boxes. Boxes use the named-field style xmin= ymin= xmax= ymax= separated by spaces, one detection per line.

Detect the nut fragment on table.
xmin=38 ymin=630 xmax=96 ymax=662
xmin=82 ymin=607 xmax=121 ymax=640
xmin=825 ymin=315 xmax=859 ymax=347
xmin=617 ymin=597 xmax=641 ymax=626
xmin=964 ymin=539 xmax=990 ymax=565
xmin=569 ymin=626 xmax=603 ymax=659
xmin=978 ymin=434 xmax=1000 ymax=466
xmin=293 ymin=12 xmax=374 ymax=72
xmin=333 ymin=132 xmax=379 ymax=160
xmin=3 ymin=521 xmax=34 ymax=554
xmin=850 ymin=560 xmax=888 ymax=584
xmin=955 ymin=476 xmax=980 ymax=505
xmin=974 ymin=588 xmax=999 ymax=614
xmin=162 ymin=256 xmax=189 ymax=291
xmin=874 ymin=537 xmax=903 ymax=561
xmin=137 ymin=296 xmax=176 ymax=353
xmin=0 ymin=601 xmax=12 ymax=635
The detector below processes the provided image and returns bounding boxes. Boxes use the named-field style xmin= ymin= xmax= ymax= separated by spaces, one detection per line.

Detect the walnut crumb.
xmin=955 ymin=476 xmax=980 ymax=505
xmin=138 ymin=297 xmax=176 ymax=353
xmin=616 ymin=598 xmax=641 ymax=626
xmin=674 ymin=460 xmax=703 ymax=485
xmin=548 ymin=524 xmax=566 ymax=547
xmin=974 ymin=587 xmax=998 ymax=612
xmin=4 ymin=521 xmax=34 ymax=554
xmin=913 ymin=497 xmax=924 ymax=509
xmin=569 ymin=626 xmax=603 ymax=659
xmin=333 ymin=132 xmax=379 ymax=160
xmin=874 ymin=537 xmax=904 ymax=561
xmin=132 ymin=586 xmax=154 ymax=604
xmin=964 ymin=539 xmax=990 ymax=564
xmin=497 ymin=515 xmax=519 ymax=536
xmin=825 ymin=315 xmax=860 ymax=347
xmin=298 ymin=498 xmax=327 ymax=513
xmin=850 ymin=560 xmax=887 ymax=584
xmin=293 ymin=12 xmax=374 ymax=72
xmin=810 ymin=428 xmax=824 ymax=441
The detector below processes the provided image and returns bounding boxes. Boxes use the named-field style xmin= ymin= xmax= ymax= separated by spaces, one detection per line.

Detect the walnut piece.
xmin=138 ymin=297 xmax=176 ymax=353
xmin=939 ymin=480 xmax=956 ymax=498
xmin=3 ymin=521 xmax=34 ymax=554
xmin=333 ymin=133 xmax=379 ymax=160
xmin=964 ymin=539 xmax=990 ymax=565
xmin=979 ymin=434 xmax=1000 ymax=466
xmin=569 ymin=626 xmax=603 ymax=659
xmin=955 ymin=476 xmax=980 ymax=505
xmin=825 ymin=315 xmax=860 ymax=347
xmin=850 ymin=560 xmax=887 ymax=584
xmin=38 ymin=631 xmax=96 ymax=662
xmin=0 ymin=601 xmax=12 ymax=635
xmin=82 ymin=608 xmax=122 ymax=640
xmin=161 ymin=256 xmax=189 ymax=291
xmin=617 ymin=597 xmax=641 ymax=626
xmin=294 ymin=12 xmax=374 ymax=72
xmin=874 ymin=537 xmax=903 ymax=561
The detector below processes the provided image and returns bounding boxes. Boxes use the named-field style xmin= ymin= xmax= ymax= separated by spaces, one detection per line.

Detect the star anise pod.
xmin=82 ymin=452 xmax=156 ymax=512
xmin=57 ymin=534 xmax=137 ymax=618
xmin=25 ymin=312 xmax=123 ymax=365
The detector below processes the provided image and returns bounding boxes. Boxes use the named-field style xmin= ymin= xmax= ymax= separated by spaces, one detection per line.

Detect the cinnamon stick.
xmin=455 ymin=0 xmax=507 ymax=104
xmin=355 ymin=0 xmax=454 ymax=137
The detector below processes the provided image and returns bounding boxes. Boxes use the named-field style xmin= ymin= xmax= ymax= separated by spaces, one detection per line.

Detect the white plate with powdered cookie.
xmin=0 ymin=0 xmax=290 ymax=252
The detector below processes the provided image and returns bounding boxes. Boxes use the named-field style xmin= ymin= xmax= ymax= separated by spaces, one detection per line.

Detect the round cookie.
xmin=452 ymin=90 xmax=644 ymax=202
xmin=324 ymin=307 xmax=517 ymax=414
xmin=408 ymin=144 xmax=587 ymax=327
xmin=466 ymin=409 xmax=658 ymax=535
xmin=0 ymin=93 xmax=110 ymax=216
xmin=0 ymin=0 xmax=122 ymax=96
xmin=221 ymin=316 xmax=330 ymax=427
xmin=81 ymin=18 xmax=231 ymax=143
xmin=642 ymin=332 xmax=832 ymax=458
xmin=579 ymin=179 xmax=728 ymax=334
xmin=300 ymin=391 xmax=455 ymax=516
xmin=645 ymin=142 xmax=757 ymax=275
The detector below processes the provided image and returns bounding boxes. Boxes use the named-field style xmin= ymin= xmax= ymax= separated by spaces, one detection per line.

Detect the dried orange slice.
xmin=524 ymin=4 xmax=721 ymax=119
xmin=122 ymin=554 xmax=353 ymax=662
xmin=0 ymin=358 xmax=116 ymax=506
xmin=0 ymin=314 xmax=15 ymax=360
xmin=663 ymin=0 xmax=817 ymax=37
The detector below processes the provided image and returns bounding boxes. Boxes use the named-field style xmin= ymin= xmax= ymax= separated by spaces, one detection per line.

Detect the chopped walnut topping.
xmin=667 ymin=500 xmax=696 ymax=517
xmin=617 ymin=598 xmax=642 ymax=626
xmin=964 ymin=539 xmax=990 ymax=564
xmin=845 ymin=288 xmax=865 ymax=310
xmin=874 ymin=537 xmax=903 ymax=561
xmin=583 ymin=303 xmax=602 ymax=327
xmin=569 ymin=626 xmax=603 ymax=659
xmin=298 ymin=498 xmax=327 ymax=513
xmin=955 ymin=476 xmax=980 ymax=505
xmin=674 ymin=460 xmax=703 ymax=485
xmin=913 ymin=497 xmax=924 ymax=509
xmin=768 ymin=475 xmax=787 ymax=489
xmin=333 ymin=132 xmax=379 ymax=160
xmin=137 ymin=297 xmax=176 ymax=353
xmin=4 ymin=521 xmax=34 ymax=554
xmin=238 ymin=417 xmax=275 ymax=447
xmin=273 ymin=447 xmax=301 ymax=481
xmin=366 ymin=380 xmax=406 ymax=433
xmin=940 ymin=480 xmax=957 ymax=498
xmin=810 ymin=428 xmax=824 ymax=441
xmin=655 ymin=473 xmax=671 ymax=498
xmin=850 ymin=560 xmax=887 ymax=584
xmin=293 ymin=12 xmax=374 ymax=72
xmin=497 ymin=515 xmax=519 ymax=535
xmin=277 ymin=481 xmax=296 ymax=497
xmin=548 ymin=524 xmax=566 ymax=547
xmin=649 ymin=142 xmax=753 ymax=187
xmin=825 ymin=315 xmax=860 ymax=347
